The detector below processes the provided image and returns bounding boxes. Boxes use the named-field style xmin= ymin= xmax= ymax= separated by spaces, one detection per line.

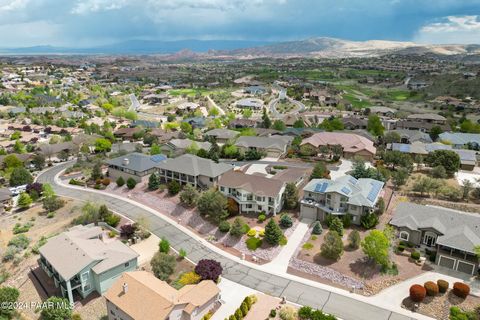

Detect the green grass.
xmin=167 ymin=88 xmax=221 ymax=97
xmin=385 ymin=90 xmax=410 ymax=101
xmin=245 ymin=237 xmax=263 ymax=251
xmin=342 ymin=93 xmax=372 ymax=108
xmin=302 ymin=243 xmax=314 ymax=250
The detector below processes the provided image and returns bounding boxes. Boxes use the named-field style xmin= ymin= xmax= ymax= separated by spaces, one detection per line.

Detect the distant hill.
xmin=0 ymin=37 xmax=479 ymax=58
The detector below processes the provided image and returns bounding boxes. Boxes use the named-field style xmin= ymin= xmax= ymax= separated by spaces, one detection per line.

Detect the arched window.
xmin=399 ymin=231 xmax=409 ymax=241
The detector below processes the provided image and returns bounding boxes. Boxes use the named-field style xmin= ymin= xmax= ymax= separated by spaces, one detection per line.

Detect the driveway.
xmin=456 ymin=168 xmax=480 ymax=187
xmin=37 ymin=163 xmax=431 ymax=320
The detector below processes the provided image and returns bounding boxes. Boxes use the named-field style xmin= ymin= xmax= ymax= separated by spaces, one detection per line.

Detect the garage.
xmin=456 ymin=261 xmax=476 ymax=275
xmin=438 ymin=255 xmax=456 ymax=270
xmin=300 ymin=204 xmax=317 ymax=220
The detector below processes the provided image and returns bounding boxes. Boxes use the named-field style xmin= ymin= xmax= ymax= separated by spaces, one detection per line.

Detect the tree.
xmin=17 ymin=192 xmax=32 ymax=209
xmin=429 ymin=126 xmax=443 ymax=141
xmin=9 ymin=167 xmax=33 ymax=186
xmin=283 ymin=183 xmax=298 ymax=209
xmin=264 ymin=219 xmax=283 ymax=245
xmin=431 ymin=165 xmax=447 ymax=179
xmin=94 ymin=138 xmax=112 ymax=153
xmin=42 ymin=195 xmax=65 ymax=212
xmin=361 ymin=229 xmax=391 ymax=268
xmin=151 ymin=252 xmax=176 ymax=280
xmin=367 ymin=115 xmax=384 ymax=136
xmin=195 ymin=259 xmax=223 ymax=281
xmin=320 ymin=231 xmax=344 ymax=260
xmin=392 ymin=167 xmax=409 ymax=189
xmin=40 ymin=296 xmax=72 ymax=320
xmin=425 ymin=150 xmax=460 ymax=177
xmin=360 ymin=212 xmax=379 ymax=229
xmin=272 ymin=120 xmax=286 ymax=131
xmin=126 ymin=177 xmax=137 ymax=189
xmin=167 ymin=180 xmax=181 ymax=195
xmin=310 ymin=162 xmax=327 ymax=180
xmin=383 ymin=131 xmax=401 ymax=144
xmin=0 ymin=286 xmax=20 ymax=319
xmin=312 ymin=221 xmax=323 ymax=235
xmin=280 ymin=214 xmax=293 ymax=228
xmin=159 ymin=237 xmax=170 ymax=254
xmin=116 ymin=176 xmax=125 ymax=187
xmin=13 ymin=140 xmax=25 ymax=153
xmin=180 ymin=122 xmax=193 ymax=134
xmin=91 ymin=162 xmax=102 ymax=181
xmin=31 ymin=154 xmax=46 ymax=170
xmin=230 ymin=217 xmax=246 ymax=237
xmin=150 ymin=143 xmax=161 ymax=155
xmin=179 ymin=184 xmax=199 ymax=207
xmin=98 ymin=204 xmax=110 ymax=221
xmin=329 ymin=217 xmax=344 ymax=236
xmin=262 ymin=108 xmax=271 ymax=128
xmin=383 ymin=151 xmax=413 ymax=171
xmin=348 ymin=230 xmax=361 ymax=250
xmin=242 ymin=108 xmax=253 ymax=119
xmin=293 ymin=119 xmax=305 ymax=128
xmin=197 ymin=189 xmax=228 ymax=224
xmin=148 ymin=172 xmax=160 ymax=190
xmin=3 ymin=154 xmax=22 ymax=169
xmin=461 ymin=179 xmax=473 ymax=200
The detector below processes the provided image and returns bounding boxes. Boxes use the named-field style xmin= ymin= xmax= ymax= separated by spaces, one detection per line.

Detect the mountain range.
xmin=1 ymin=37 xmax=479 ymax=58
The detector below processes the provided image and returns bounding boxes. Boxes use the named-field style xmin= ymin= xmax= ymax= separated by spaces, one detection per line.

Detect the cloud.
xmin=0 ymin=0 xmax=29 ymax=12
xmin=71 ymin=0 xmax=129 ymax=14
xmin=414 ymin=15 xmax=480 ymax=44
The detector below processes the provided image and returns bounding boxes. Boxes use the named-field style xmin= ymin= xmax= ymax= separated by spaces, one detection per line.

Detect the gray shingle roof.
xmin=390 ymin=202 xmax=480 ymax=254
xmin=204 ymin=129 xmax=239 ymax=140
xmin=106 ymin=152 xmax=166 ymax=172
xmin=439 ymin=132 xmax=480 ymax=146
xmin=156 ymin=154 xmax=233 ymax=178
xmin=235 ymin=136 xmax=293 ymax=151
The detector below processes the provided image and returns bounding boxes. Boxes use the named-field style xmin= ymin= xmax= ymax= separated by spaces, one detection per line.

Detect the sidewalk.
xmin=213 ymin=278 xmax=257 ymax=320
xmin=265 ymin=220 xmax=310 ymax=273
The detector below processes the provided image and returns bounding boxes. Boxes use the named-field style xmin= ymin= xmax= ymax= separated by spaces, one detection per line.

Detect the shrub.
xmin=410 ymin=251 xmax=420 ymax=261
xmin=452 ymin=282 xmax=470 ymax=299
xmin=298 ymin=306 xmax=313 ymax=319
xmin=278 ymin=305 xmax=297 ymax=320
xmin=397 ymin=244 xmax=405 ymax=252
xmin=320 ymin=231 xmax=344 ymax=260
xmin=360 ymin=213 xmax=379 ymax=229
xmin=179 ymin=249 xmax=187 ymax=259
xmin=240 ymin=302 xmax=248 ymax=317
xmin=108 ymin=231 xmax=116 ymax=238
xmin=195 ymin=259 xmax=223 ymax=281
xmin=126 ymin=177 xmax=137 ymax=189
xmin=46 ymin=212 xmax=55 ymax=219
xmin=312 ymin=221 xmax=323 ymax=235
xmin=302 ymin=243 xmax=314 ymax=250
xmin=280 ymin=214 xmax=293 ymax=228
xmin=218 ymin=221 xmax=231 ymax=233
xmin=264 ymin=219 xmax=283 ymax=245
xmin=247 ymin=229 xmax=257 ymax=237
xmin=234 ymin=308 xmax=243 ymax=320
xmin=40 ymin=296 xmax=72 ymax=320
xmin=42 ymin=196 xmax=65 ymax=212
xmin=342 ymin=214 xmax=352 ymax=228
xmin=8 ymin=234 xmax=30 ymax=250
xmin=329 ymin=217 xmax=344 ymax=236
xmin=168 ymin=180 xmax=181 ymax=195
xmin=120 ymin=224 xmax=136 ymax=238
xmin=150 ymin=252 xmax=176 ymax=280
xmin=101 ymin=178 xmax=111 ymax=186
xmin=229 ymin=315 xmax=237 ymax=320
xmin=437 ymin=279 xmax=449 ymax=293
xmin=449 ymin=306 xmax=478 ymax=320
xmin=2 ymin=246 xmax=19 ymax=261
xmin=230 ymin=217 xmax=246 ymax=237
xmin=258 ymin=214 xmax=266 ymax=223
xmin=179 ymin=184 xmax=199 ymax=207
xmin=116 ymin=176 xmax=125 ymax=187
xmin=245 ymin=237 xmax=262 ymax=251
xmin=424 ymin=281 xmax=439 ymax=296
xmin=409 ymin=284 xmax=426 ymax=302
xmin=258 ymin=229 xmax=265 ymax=237
xmin=348 ymin=230 xmax=361 ymax=250
xmin=269 ymin=309 xmax=277 ymax=318
xmin=104 ymin=214 xmax=121 ymax=227
xmin=159 ymin=238 xmax=170 ymax=254
xmin=69 ymin=178 xmax=85 ymax=186
xmin=179 ymin=272 xmax=201 ymax=285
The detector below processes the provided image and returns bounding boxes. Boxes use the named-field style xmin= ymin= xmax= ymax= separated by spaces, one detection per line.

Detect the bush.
xmin=437 ymin=279 xmax=449 ymax=293
xmin=424 ymin=281 xmax=439 ymax=296
xmin=218 ymin=221 xmax=231 ymax=233
xmin=410 ymin=251 xmax=420 ymax=261
xmin=126 ymin=177 xmax=137 ymax=189
xmin=348 ymin=230 xmax=361 ymax=250
xmin=298 ymin=306 xmax=313 ymax=319
xmin=179 ymin=249 xmax=187 ymax=259
xmin=280 ymin=214 xmax=293 ymax=228
xmin=452 ymin=282 xmax=470 ymax=299
xmin=240 ymin=302 xmax=248 ymax=317
xmin=360 ymin=213 xmax=379 ymax=229
xmin=321 ymin=231 xmax=344 ymax=260
xmin=278 ymin=305 xmax=297 ymax=320
xmin=179 ymin=271 xmax=201 ymax=285
xmin=329 ymin=217 xmax=344 ymax=236
xmin=40 ymin=296 xmax=72 ymax=320
xmin=230 ymin=217 xmax=246 ymax=237
xmin=159 ymin=238 xmax=170 ymax=254
xmin=195 ymin=259 xmax=223 ymax=281
xmin=245 ymin=237 xmax=262 ymax=251
xmin=8 ymin=234 xmax=30 ymax=250
xmin=302 ymin=243 xmax=314 ymax=250
xmin=264 ymin=219 xmax=283 ymax=245
xmin=258 ymin=214 xmax=266 ymax=223
xmin=116 ymin=176 xmax=125 ymax=187
xmin=168 ymin=180 xmax=181 ymax=195
xmin=234 ymin=308 xmax=243 ymax=320
xmin=104 ymin=214 xmax=121 ymax=227
xmin=449 ymin=306 xmax=478 ymax=320
xmin=69 ymin=178 xmax=85 ymax=186
xmin=151 ymin=252 xmax=176 ymax=280
xmin=312 ymin=221 xmax=323 ymax=235
xmin=179 ymin=184 xmax=199 ymax=207
xmin=101 ymin=178 xmax=111 ymax=186
xmin=2 ymin=246 xmax=19 ymax=262
xmin=342 ymin=214 xmax=352 ymax=228
xmin=409 ymin=284 xmax=426 ymax=302
xmin=247 ymin=229 xmax=257 ymax=237
xmin=269 ymin=309 xmax=277 ymax=318
xmin=42 ymin=196 xmax=65 ymax=212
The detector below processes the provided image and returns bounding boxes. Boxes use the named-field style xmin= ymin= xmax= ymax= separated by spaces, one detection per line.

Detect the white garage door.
xmin=457 ymin=261 xmax=475 ymax=275
xmin=438 ymin=255 xmax=456 ymax=270
xmin=300 ymin=204 xmax=317 ymax=220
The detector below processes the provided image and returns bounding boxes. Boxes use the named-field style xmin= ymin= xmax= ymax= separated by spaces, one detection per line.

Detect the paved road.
xmin=128 ymin=93 xmax=141 ymax=112
xmin=268 ymin=88 xmax=305 ymax=119
xmin=37 ymin=163 xmax=421 ymax=320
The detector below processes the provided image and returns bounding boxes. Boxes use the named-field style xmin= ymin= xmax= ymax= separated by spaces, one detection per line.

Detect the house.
xmin=0 ymin=187 xmax=12 ymax=212
xmin=407 ymin=113 xmax=447 ymax=125
xmin=341 ymin=117 xmax=368 ymax=130
xmin=219 ymin=170 xmax=285 ymax=215
xmin=106 ymin=153 xmax=167 ymax=182
xmin=389 ymin=129 xmax=432 ymax=144
xmin=161 ymin=139 xmax=211 ymax=157
xmin=300 ymin=175 xmax=384 ymax=225
xmin=204 ymin=129 xmax=239 ymax=144
xmin=438 ymin=132 xmax=480 ymax=150
xmin=300 ymin=132 xmax=377 ymax=161
xmin=390 ymin=202 xmax=480 ymax=275
xmin=369 ymin=106 xmax=396 ymax=118
xmin=38 ymin=225 xmax=139 ymax=304
xmin=235 ymin=98 xmax=264 ymax=109
xmin=155 ymin=154 xmax=233 ymax=188
xmin=244 ymin=85 xmax=267 ymax=95
xmin=235 ymin=136 xmax=293 ymax=158
xmin=390 ymin=142 xmax=477 ymax=170
xmin=38 ymin=142 xmax=79 ymax=160
xmin=182 ymin=117 xmax=206 ymax=129
xmin=395 ymin=120 xmax=450 ymax=133
xmin=105 ymin=271 xmax=219 ymax=320
xmin=228 ymin=119 xmax=258 ymax=129
xmin=114 ymin=127 xmax=143 ymax=141
xmin=178 ymin=102 xmax=200 ymax=112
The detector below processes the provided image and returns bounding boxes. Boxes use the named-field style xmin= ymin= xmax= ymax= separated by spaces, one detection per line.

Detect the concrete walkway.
xmin=265 ymin=221 xmax=310 ymax=273
xmin=37 ymin=162 xmax=434 ymax=320
xmin=213 ymin=278 xmax=257 ymax=320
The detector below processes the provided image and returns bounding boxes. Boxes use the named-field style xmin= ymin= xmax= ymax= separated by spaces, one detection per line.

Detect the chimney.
xmin=122 ymin=283 xmax=128 ymax=294
xmin=122 ymin=158 xmax=129 ymax=166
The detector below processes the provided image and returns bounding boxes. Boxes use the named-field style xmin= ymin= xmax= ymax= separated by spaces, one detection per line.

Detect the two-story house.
xmin=38 ymin=225 xmax=139 ymax=304
xmin=300 ymin=175 xmax=384 ymax=225
xmin=106 ymin=153 xmax=167 ymax=182
xmin=390 ymin=202 xmax=480 ymax=275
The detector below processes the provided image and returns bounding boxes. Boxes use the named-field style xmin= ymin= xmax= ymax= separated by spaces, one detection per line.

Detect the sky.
xmin=0 ymin=0 xmax=479 ymax=47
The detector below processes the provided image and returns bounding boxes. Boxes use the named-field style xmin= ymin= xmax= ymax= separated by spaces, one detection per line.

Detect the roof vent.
xmin=122 ymin=283 xmax=128 ymax=294
xmin=122 ymin=158 xmax=129 ymax=166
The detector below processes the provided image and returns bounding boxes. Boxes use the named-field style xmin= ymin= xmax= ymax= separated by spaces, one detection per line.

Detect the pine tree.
xmin=312 ymin=221 xmax=323 ymax=235
xmin=148 ymin=172 xmax=160 ymax=190
xmin=264 ymin=219 xmax=283 ymax=245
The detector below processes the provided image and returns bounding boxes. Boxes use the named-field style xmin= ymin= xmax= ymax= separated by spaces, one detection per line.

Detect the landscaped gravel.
xmin=288 ymin=227 xmax=365 ymax=290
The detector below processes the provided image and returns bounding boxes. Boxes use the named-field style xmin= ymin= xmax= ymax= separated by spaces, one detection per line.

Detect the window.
xmin=124 ymin=262 xmax=130 ymax=268
xmin=81 ymin=271 xmax=89 ymax=282
xmin=246 ymin=204 xmax=252 ymax=209
xmin=399 ymin=231 xmax=409 ymax=241
xmin=220 ymin=186 xmax=225 ymax=192
xmin=83 ymin=283 xmax=91 ymax=292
